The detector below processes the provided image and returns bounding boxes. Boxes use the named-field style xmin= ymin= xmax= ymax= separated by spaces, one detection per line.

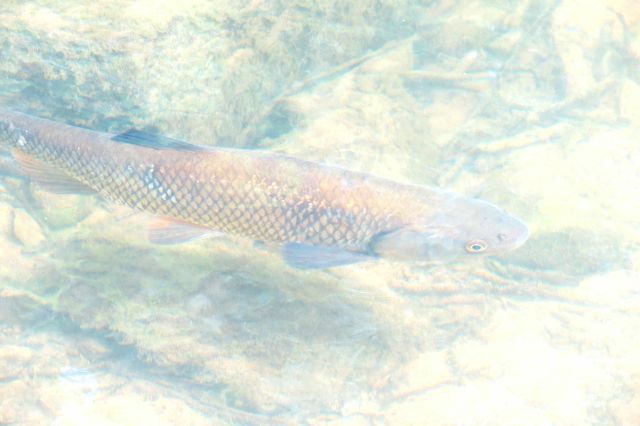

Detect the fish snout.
xmin=498 ymin=215 xmax=529 ymax=251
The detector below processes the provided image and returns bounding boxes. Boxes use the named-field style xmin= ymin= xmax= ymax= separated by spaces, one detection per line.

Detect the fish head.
xmin=371 ymin=195 xmax=529 ymax=262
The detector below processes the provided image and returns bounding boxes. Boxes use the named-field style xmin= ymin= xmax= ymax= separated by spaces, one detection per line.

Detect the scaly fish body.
xmin=0 ymin=110 xmax=529 ymax=268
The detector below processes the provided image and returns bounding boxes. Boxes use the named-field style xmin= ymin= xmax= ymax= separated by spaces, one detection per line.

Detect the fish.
xmin=0 ymin=109 xmax=529 ymax=269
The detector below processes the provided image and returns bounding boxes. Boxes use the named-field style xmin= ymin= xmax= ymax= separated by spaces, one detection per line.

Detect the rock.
xmin=32 ymin=187 xmax=95 ymax=230
xmin=0 ymin=345 xmax=32 ymax=380
xmin=0 ymin=204 xmax=13 ymax=237
xmin=12 ymin=209 xmax=45 ymax=248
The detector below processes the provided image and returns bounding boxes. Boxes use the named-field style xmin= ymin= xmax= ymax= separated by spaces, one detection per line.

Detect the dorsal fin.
xmin=112 ymin=130 xmax=206 ymax=152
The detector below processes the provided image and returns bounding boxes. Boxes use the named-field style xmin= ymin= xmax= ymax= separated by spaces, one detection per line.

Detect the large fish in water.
xmin=0 ymin=110 xmax=529 ymax=269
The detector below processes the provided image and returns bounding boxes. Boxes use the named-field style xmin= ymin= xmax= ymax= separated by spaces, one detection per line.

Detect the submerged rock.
xmin=12 ymin=208 xmax=45 ymax=248
xmin=31 ymin=187 xmax=95 ymax=230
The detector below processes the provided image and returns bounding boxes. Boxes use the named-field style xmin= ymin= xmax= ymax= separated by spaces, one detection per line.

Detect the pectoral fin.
xmin=14 ymin=151 xmax=95 ymax=194
xmin=369 ymin=225 xmax=455 ymax=261
xmin=370 ymin=228 xmax=426 ymax=260
xmin=282 ymin=243 xmax=373 ymax=269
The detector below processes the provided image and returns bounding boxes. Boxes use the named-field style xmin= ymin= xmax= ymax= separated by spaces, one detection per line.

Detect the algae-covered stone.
xmin=504 ymin=229 xmax=630 ymax=281
xmin=0 ymin=296 xmax=220 ymax=426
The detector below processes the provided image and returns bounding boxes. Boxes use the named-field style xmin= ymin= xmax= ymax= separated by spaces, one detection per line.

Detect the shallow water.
xmin=1 ymin=0 xmax=639 ymax=425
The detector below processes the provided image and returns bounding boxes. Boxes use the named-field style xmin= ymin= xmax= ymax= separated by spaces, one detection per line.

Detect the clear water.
xmin=1 ymin=1 xmax=639 ymax=425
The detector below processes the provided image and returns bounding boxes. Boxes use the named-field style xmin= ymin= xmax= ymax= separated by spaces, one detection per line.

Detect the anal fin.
xmin=14 ymin=151 xmax=95 ymax=194
xmin=148 ymin=218 xmax=221 ymax=244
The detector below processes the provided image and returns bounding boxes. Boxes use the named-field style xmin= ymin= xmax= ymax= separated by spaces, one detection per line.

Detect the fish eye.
xmin=465 ymin=240 xmax=487 ymax=253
